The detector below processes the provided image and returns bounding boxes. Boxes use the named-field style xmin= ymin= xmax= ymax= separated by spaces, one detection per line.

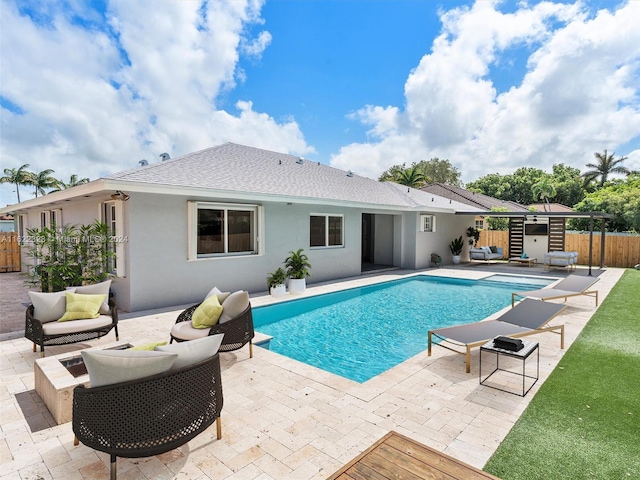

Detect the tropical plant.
xmin=582 ymin=150 xmax=630 ymax=189
xmin=466 ymin=227 xmax=481 ymax=247
xmin=531 ymin=179 xmax=557 ymax=211
xmin=24 ymin=221 xmax=115 ymax=292
xmin=449 ymin=236 xmax=464 ymax=256
xmin=266 ymin=267 xmax=287 ymax=289
xmin=29 ymin=169 xmax=59 ymax=197
xmin=284 ymin=248 xmax=311 ymax=279
xmin=395 ymin=167 xmax=426 ymax=188
xmin=486 ymin=207 xmax=509 ymax=230
xmin=0 ymin=163 xmax=31 ymax=203
xmin=52 ymin=174 xmax=90 ymax=191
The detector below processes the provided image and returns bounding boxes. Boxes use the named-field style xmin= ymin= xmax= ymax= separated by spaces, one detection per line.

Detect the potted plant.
xmin=266 ymin=267 xmax=287 ymax=296
xmin=449 ymin=236 xmax=464 ymax=264
xmin=284 ymin=248 xmax=311 ymax=295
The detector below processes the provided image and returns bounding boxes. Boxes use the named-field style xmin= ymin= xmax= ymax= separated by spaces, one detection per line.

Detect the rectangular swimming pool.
xmin=253 ymin=274 xmax=552 ymax=382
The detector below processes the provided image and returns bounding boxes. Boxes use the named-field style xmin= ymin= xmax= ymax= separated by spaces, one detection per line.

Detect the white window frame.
xmin=17 ymin=214 xmax=27 ymax=241
xmin=309 ymin=213 xmax=344 ymax=248
xmin=419 ymin=214 xmax=436 ymax=232
xmin=50 ymin=209 xmax=62 ymax=230
xmin=102 ymin=201 xmax=126 ymax=277
xmin=188 ymin=201 xmax=261 ymax=260
xmin=475 ymin=218 xmax=484 ymax=230
xmin=40 ymin=211 xmax=50 ymax=230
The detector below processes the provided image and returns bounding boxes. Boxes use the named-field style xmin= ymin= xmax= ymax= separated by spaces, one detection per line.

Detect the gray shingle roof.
xmin=420 ymin=183 xmax=529 ymax=212
xmin=107 ymin=143 xmax=480 ymax=211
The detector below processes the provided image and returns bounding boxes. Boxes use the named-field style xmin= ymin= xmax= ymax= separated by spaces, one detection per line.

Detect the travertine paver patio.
xmin=0 ymin=267 xmax=623 ymax=479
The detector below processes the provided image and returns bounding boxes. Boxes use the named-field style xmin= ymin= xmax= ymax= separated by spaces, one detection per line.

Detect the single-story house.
xmin=1 ymin=143 xmax=481 ymax=312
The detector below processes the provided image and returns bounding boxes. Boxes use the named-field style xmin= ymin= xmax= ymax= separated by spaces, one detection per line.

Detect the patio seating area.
xmin=0 ymin=266 xmax=623 ymax=479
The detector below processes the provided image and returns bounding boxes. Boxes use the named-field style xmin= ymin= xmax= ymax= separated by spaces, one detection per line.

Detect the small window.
xmin=310 ymin=214 xmax=343 ymax=248
xmin=475 ymin=219 xmax=484 ymax=230
xmin=420 ymin=215 xmax=436 ymax=232
xmin=190 ymin=202 xmax=259 ymax=259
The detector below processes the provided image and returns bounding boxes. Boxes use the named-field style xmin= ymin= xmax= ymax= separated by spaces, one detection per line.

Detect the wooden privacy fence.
xmin=479 ymin=230 xmax=640 ymax=268
xmin=0 ymin=232 xmax=21 ymax=272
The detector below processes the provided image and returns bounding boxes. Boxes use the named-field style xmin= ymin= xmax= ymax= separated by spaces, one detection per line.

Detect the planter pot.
xmin=288 ymin=278 xmax=306 ymax=295
xmin=452 ymin=255 xmax=461 ymax=265
xmin=269 ymin=284 xmax=286 ymax=297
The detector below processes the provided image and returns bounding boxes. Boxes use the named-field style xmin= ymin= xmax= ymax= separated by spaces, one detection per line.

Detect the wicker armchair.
xmin=171 ymin=304 xmax=254 ymax=358
xmin=73 ymin=353 xmax=223 ymax=480
xmin=25 ymin=296 xmax=118 ymax=357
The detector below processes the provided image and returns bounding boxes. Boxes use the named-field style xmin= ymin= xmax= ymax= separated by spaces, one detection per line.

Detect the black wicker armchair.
xmin=73 ymin=353 xmax=223 ymax=480
xmin=25 ymin=296 xmax=118 ymax=357
xmin=170 ymin=304 xmax=254 ymax=358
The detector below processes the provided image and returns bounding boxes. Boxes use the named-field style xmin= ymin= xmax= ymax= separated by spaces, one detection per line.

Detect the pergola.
xmin=455 ymin=211 xmax=614 ymax=276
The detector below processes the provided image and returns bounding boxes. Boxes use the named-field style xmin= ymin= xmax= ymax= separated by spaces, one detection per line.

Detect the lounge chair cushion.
xmin=219 ymin=291 xmax=250 ymax=324
xmin=42 ymin=315 xmax=114 ymax=335
xmin=29 ymin=289 xmax=76 ymax=322
xmin=81 ymin=349 xmax=178 ymax=387
xmin=68 ymin=280 xmax=112 ymax=315
xmin=58 ymin=293 xmax=106 ymax=322
xmin=155 ymin=334 xmax=224 ymax=370
xmin=191 ymin=294 xmax=224 ymax=329
xmin=170 ymin=321 xmax=211 ymax=341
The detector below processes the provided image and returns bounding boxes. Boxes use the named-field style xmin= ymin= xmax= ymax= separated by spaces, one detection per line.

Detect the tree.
xmin=486 ymin=207 xmax=509 ymax=230
xmin=531 ymin=179 xmax=557 ymax=212
xmin=570 ymin=174 xmax=640 ymax=233
xmin=0 ymin=163 xmax=31 ymax=203
xmin=29 ymin=169 xmax=59 ymax=197
xmin=582 ymin=150 xmax=630 ymax=189
xmin=379 ymin=157 xmax=461 ymax=186
xmin=52 ymin=174 xmax=90 ymax=192
xmin=395 ymin=167 xmax=426 ymax=188
xmin=550 ymin=164 xmax=584 ymax=207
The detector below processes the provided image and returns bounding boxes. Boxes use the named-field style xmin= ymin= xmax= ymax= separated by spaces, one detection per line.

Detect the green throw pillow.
xmin=128 ymin=341 xmax=168 ymax=351
xmin=191 ymin=295 xmax=223 ymax=329
xmin=58 ymin=292 xmax=107 ymax=322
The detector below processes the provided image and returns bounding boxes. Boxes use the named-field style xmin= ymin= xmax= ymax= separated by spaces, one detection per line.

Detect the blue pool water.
xmin=253 ymin=274 xmax=552 ymax=383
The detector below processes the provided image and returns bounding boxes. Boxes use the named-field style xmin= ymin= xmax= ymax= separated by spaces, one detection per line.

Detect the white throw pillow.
xmin=155 ymin=334 xmax=224 ymax=370
xmin=219 ymin=291 xmax=250 ymax=324
xmin=29 ymin=289 xmax=76 ymax=322
xmin=81 ymin=349 xmax=178 ymax=388
xmin=68 ymin=280 xmax=111 ymax=314
xmin=205 ymin=286 xmax=231 ymax=303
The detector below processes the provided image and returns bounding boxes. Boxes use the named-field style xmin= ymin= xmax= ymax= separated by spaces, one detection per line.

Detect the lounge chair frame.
xmin=428 ymin=299 xmax=566 ymax=373
xmin=511 ymin=275 xmax=599 ymax=307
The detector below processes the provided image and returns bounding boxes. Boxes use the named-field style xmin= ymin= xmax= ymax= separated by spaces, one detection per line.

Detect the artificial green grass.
xmin=484 ymin=269 xmax=640 ymax=480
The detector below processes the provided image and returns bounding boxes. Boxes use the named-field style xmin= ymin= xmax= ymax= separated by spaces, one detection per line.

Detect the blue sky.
xmin=1 ymin=0 xmax=639 ymax=206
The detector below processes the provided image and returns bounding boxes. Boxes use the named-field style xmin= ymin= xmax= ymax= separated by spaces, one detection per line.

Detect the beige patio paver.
xmin=0 ymin=267 xmax=623 ymax=479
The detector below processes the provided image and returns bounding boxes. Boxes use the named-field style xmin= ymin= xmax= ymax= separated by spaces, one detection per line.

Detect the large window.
xmin=191 ymin=202 xmax=258 ymax=258
xmin=310 ymin=214 xmax=343 ymax=248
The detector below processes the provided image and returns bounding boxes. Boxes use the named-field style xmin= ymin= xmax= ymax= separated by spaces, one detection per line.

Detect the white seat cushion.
xmin=171 ymin=321 xmax=211 ymax=341
xmin=156 ymin=334 xmax=224 ymax=370
xmin=42 ymin=315 xmax=113 ymax=335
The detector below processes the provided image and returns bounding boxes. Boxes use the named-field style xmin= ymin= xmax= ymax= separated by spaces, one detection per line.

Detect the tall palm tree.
xmin=0 ymin=164 xmax=31 ymax=203
xmin=29 ymin=169 xmax=59 ymax=197
xmin=52 ymin=174 xmax=90 ymax=191
xmin=395 ymin=167 xmax=426 ymax=188
xmin=582 ymin=150 xmax=630 ymax=188
xmin=531 ymin=179 xmax=557 ymax=212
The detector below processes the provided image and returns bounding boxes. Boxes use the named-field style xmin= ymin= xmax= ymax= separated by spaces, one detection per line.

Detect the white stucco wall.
xmin=413 ymin=212 xmax=475 ymax=268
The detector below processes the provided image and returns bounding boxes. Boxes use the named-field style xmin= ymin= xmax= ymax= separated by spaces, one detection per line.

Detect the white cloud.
xmin=0 ymin=0 xmax=312 ymax=206
xmin=331 ymin=0 xmax=640 ymax=183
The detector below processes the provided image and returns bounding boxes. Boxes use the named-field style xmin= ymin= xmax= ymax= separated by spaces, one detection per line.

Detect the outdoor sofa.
xmin=73 ymin=335 xmax=224 ymax=480
xmin=469 ymin=246 xmax=504 ymax=263
xmin=428 ymin=298 xmax=567 ymax=372
xmin=544 ymin=251 xmax=579 ymax=271
xmin=25 ymin=280 xmax=118 ymax=357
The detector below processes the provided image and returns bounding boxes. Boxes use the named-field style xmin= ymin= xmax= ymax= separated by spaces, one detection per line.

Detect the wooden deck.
xmin=327 ymin=431 xmax=501 ymax=480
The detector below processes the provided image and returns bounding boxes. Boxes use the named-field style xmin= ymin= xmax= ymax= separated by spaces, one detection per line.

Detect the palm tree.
xmin=0 ymin=164 xmax=32 ymax=203
xmin=531 ymin=179 xmax=557 ymax=212
xmin=582 ymin=150 xmax=630 ymax=188
xmin=52 ymin=174 xmax=90 ymax=191
xmin=29 ymin=169 xmax=59 ymax=197
xmin=395 ymin=167 xmax=426 ymax=188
